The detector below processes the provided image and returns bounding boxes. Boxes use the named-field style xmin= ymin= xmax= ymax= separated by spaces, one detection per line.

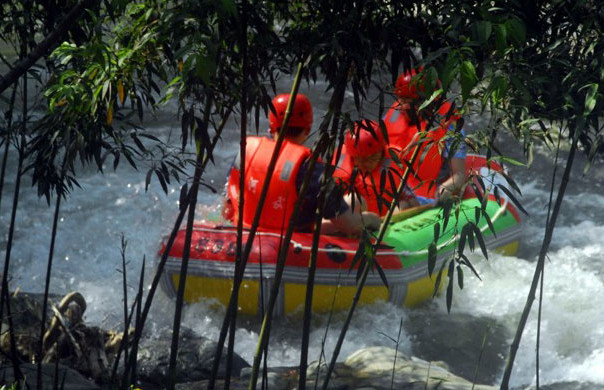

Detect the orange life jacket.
xmin=226 ymin=136 xmax=311 ymax=230
xmin=334 ymin=146 xmax=413 ymax=216
xmin=384 ymin=101 xmax=459 ymax=199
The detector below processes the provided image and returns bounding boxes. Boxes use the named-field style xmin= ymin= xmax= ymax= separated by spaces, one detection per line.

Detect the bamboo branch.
xmin=0 ymin=0 xmax=97 ymax=95
xmin=124 ymin=102 xmax=232 ymax=377
xmin=37 ymin=136 xmax=70 ymax=390
xmin=299 ymin=75 xmax=347 ymax=389
xmin=321 ymin=111 xmax=428 ymax=390
xmin=224 ymin=3 xmax=249 ymax=387
xmin=248 ymin=122 xmax=326 ymax=390
xmin=167 ymin=94 xmax=214 ymax=390
xmin=208 ymin=62 xmax=306 ymax=390
xmin=499 ymin=125 xmax=579 ymax=389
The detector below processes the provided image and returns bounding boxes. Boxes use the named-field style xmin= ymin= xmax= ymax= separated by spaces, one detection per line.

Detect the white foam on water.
xmin=179 ymin=299 xmax=412 ymax=367
xmin=438 ymin=240 xmax=604 ymax=388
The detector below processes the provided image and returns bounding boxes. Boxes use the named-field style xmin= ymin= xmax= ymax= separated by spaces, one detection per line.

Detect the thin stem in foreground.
xmin=500 ymin=127 xmax=579 ymax=389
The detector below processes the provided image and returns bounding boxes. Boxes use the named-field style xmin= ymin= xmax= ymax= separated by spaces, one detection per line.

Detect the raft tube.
xmin=157 ymin=154 xmax=522 ymax=316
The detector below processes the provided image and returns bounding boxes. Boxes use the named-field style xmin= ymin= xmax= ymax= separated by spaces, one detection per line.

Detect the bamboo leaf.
xmin=467 ymin=224 xmax=475 ymax=252
xmin=460 ymin=60 xmax=478 ymax=102
xmin=356 ymin=257 xmax=366 ymax=283
xmin=160 ymin=162 xmax=171 ymax=184
xmin=388 ymin=148 xmax=403 ymax=169
xmin=378 ymin=119 xmax=389 ymax=145
xmin=113 ymin=152 xmax=120 ymax=171
xmin=494 ymin=24 xmax=508 ymax=54
xmin=145 ymin=168 xmax=152 ymax=191
xmin=418 ymin=89 xmax=443 ymax=111
xmin=505 ymin=16 xmax=526 ymax=47
xmin=496 ymin=184 xmax=528 ymax=215
xmin=349 ymin=233 xmax=366 ymax=272
xmin=118 ymin=80 xmax=125 ymax=104
xmin=499 ymin=169 xmax=522 ymax=194
xmin=106 ymin=103 xmax=113 ymax=125
xmin=181 ymin=109 xmax=191 ymax=150
xmin=472 ymin=224 xmax=488 ymax=260
xmin=136 ymin=97 xmax=143 ymax=121
xmin=155 ymin=169 xmax=168 ymax=193
xmin=457 ymin=265 xmax=464 ymax=289
xmin=475 ymin=174 xmax=486 ymax=193
xmin=428 ymin=242 xmax=437 ymax=277
xmin=442 ymin=198 xmax=452 ymax=232
xmin=493 ymin=186 xmax=501 ymax=204
xmin=459 ymin=253 xmax=481 ymax=280
xmin=373 ymin=259 xmax=389 ymax=288
xmin=387 ymin=170 xmax=397 ymax=199
xmin=490 ymin=155 xmax=526 ymax=167
xmin=584 ymin=83 xmax=598 ymax=117
xmin=482 ymin=209 xmax=497 ymax=237
xmin=131 ymin=133 xmax=147 ymax=153
xmin=471 ymin=181 xmax=483 ymax=200
xmin=446 ymin=260 xmax=455 ymax=312
xmin=179 ymin=183 xmax=189 ymax=210
xmin=472 ymin=20 xmax=493 ymax=43
xmin=123 ymin=150 xmax=137 ymax=169
xmin=458 ymin=224 xmax=467 ymax=254
xmin=481 ymin=190 xmax=489 ymax=212
xmin=433 ymin=259 xmax=447 ymax=298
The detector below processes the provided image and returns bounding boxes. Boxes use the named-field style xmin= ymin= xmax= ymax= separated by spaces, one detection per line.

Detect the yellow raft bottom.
xmin=172 ymin=240 xmax=520 ymax=316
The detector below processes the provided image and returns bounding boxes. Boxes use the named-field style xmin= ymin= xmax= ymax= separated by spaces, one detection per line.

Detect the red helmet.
xmin=344 ymin=120 xmax=386 ymax=157
xmin=394 ymin=68 xmax=423 ymax=99
xmin=268 ymin=93 xmax=313 ymax=133
xmin=394 ymin=67 xmax=440 ymax=100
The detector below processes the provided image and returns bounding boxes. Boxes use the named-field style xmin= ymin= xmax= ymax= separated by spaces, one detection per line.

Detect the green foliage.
xmin=2 ymin=0 xmax=603 ymax=202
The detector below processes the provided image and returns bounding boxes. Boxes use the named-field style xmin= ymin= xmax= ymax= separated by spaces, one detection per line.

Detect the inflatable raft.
xmin=157 ymin=154 xmax=523 ymax=316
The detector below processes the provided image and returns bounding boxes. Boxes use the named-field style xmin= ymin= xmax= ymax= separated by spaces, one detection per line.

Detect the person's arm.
xmin=222 ymin=198 xmax=235 ymax=220
xmin=398 ymin=197 xmax=420 ymax=209
xmin=222 ymin=155 xmax=241 ymax=221
xmin=438 ymin=124 xmax=467 ymax=200
xmin=396 ymin=179 xmax=420 ymax=209
xmin=314 ymin=163 xmax=380 ymax=236
xmin=438 ymin=156 xmax=465 ymax=200
xmin=321 ymin=209 xmax=381 ymax=237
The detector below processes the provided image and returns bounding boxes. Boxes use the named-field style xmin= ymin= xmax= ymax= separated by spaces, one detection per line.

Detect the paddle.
xmin=383 ymin=202 xmax=436 ymax=224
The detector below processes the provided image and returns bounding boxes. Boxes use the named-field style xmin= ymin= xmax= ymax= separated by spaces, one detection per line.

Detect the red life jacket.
xmin=384 ymin=101 xmax=458 ymax=199
xmin=334 ymin=146 xmax=414 ymax=216
xmin=226 ymin=136 xmax=311 ymax=230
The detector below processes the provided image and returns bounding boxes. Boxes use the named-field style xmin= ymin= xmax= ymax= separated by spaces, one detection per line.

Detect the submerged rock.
xmin=1 ymin=291 xmax=500 ymax=389
xmin=405 ymin=309 xmax=509 ymax=384
xmin=0 ymin=363 xmax=100 ymax=390
xmin=136 ymin=326 xmax=250 ymax=388
xmin=180 ymin=346 xmax=497 ymax=390
xmin=0 ymin=291 xmax=251 ymax=388
xmin=338 ymin=346 xmax=496 ymax=389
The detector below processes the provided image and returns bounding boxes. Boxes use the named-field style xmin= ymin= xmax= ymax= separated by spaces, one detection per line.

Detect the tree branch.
xmin=0 ymin=0 xmax=96 ymax=95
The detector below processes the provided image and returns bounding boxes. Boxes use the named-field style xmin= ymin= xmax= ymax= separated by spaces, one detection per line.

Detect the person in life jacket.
xmin=333 ymin=119 xmax=419 ymax=217
xmin=222 ymin=93 xmax=380 ymax=236
xmin=383 ymin=67 xmax=466 ymax=204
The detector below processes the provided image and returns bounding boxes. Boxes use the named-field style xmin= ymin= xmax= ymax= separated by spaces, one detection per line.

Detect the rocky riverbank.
xmin=0 ymin=291 xmax=498 ymax=389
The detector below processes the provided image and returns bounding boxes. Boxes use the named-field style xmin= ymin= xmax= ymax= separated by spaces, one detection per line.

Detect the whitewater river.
xmin=1 ymin=79 xmax=604 ymax=389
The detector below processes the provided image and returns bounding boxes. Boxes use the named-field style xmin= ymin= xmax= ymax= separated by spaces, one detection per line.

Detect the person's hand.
xmin=222 ymin=199 xmax=234 ymax=221
xmin=437 ymin=185 xmax=452 ymax=201
xmin=361 ymin=211 xmax=381 ymax=231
